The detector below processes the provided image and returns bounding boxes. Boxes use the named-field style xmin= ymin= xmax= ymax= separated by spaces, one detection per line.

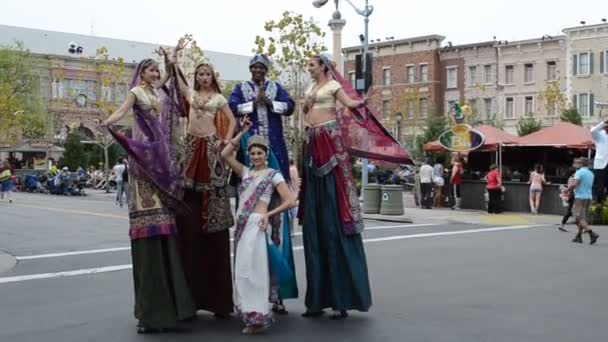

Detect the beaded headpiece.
xmin=247 ymin=135 xmax=268 ymax=151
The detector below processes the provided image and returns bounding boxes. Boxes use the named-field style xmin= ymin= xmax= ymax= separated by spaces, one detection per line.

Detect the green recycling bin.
xmin=380 ymin=185 xmax=404 ymax=215
xmin=363 ymin=183 xmax=381 ymax=214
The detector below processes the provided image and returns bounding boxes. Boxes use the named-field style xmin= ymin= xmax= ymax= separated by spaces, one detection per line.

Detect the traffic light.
xmin=355 ymin=53 xmax=373 ymax=94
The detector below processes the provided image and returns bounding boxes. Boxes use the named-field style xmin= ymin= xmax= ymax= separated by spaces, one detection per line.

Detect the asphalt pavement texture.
xmin=0 ymin=191 xmax=607 ymax=342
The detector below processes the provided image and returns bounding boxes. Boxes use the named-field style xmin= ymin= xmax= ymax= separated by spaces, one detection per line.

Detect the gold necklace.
xmin=250 ymin=168 xmax=268 ymax=177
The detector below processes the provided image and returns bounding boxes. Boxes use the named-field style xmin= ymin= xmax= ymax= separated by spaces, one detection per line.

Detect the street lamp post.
xmin=395 ymin=112 xmax=403 ymax=144
xmin=313 ymin=0 xmax=374 ymax=201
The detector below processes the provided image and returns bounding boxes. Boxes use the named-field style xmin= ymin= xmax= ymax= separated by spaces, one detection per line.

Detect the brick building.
xmin=342 ymin=35 xmax=445 ymax=148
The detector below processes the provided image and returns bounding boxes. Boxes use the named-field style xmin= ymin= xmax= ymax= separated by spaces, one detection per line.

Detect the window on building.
xmin=383 ymin=68 xmax=391 ymax=86
xmin=484 ymin=65 xmax=493 ymax=84
xmin=524 ymin=63 xmax=534 ymax=83
xmin=547 ymin=61 xmax=557 ymax=81
xmin=349 ymin=72 xmax=356 ymax=88
xmin=382 ymin=100 xmax=390 ymax=119
xmin=505 ymin=65 xmax=514 ymax=84
xmin=505 ymin=97 xmax=514 ymax=118
xmin=63 ymin=79 xmax=98 ymax=102
xmin=578 ymin=52 xmax=590 ymax=76
xmin=420 ymin=64 xmax=428 ymax=82
xmin=447 ymin=100 xmax=456 ymax=114
xmin=603 ymin=50 xmax=608 ymax=74
xmin=447 ymin=67 xmax=457 ymax=89
xmin=576 ymin=93 xmax=593 ymax=117
xmin=39 ymin=76 xmax=50 ymax=100
xmin=115 ymin=83 xmax=127 ymax=104
xmin=468 ymin=65 xmax=478 ymax=86
xmin=547 ymin=100 xmax=557 ymax=117
xmin=406 ymin=65 xmax=415 ymax=83
xmin=407 ymin=99 xmax=415 ymax=118
xmin=468 ymin=98 xmax=477 ymax=114
xmin=420 ymin=98 xmax=428 ymax=118
xmin=484 ymin=98 xmax=493 ymax=120
xmin=524 ymin=96 xmax=534 ymax=116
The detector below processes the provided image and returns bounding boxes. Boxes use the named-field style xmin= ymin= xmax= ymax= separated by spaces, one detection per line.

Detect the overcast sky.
xmin=0 ymin=0 xmax=606 ymax=56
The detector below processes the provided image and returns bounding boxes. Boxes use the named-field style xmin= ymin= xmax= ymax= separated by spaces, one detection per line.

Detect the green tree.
xmin=516 ymin=117 xmax=542 ymax=136
xmin=94 ymin=47 xmax=128 ymax=192
xmin=415 ymin=114 xmax=448 ymax=157
xmin=0 ymin=41 xmax=48 ymax=145
xmin=62 ymin=46 xmax=129 ymax=191
xmin=253 ymin=11 xmax=327 ymax=161
xmin=538 ymin=80 xmax=568 ymax=117
xmin=560 ymin=107 xmax=582 ymax=126
xmin=61 ymin=132 xmax=85 ymax=170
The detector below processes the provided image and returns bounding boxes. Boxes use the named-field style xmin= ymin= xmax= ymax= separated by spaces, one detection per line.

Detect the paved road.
xmin=0 ymin=192 xmax=607 ymax=342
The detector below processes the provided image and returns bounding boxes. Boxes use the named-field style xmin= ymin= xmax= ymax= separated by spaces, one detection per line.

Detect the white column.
xmin=329 ymin=19 xmax=347 ymax=74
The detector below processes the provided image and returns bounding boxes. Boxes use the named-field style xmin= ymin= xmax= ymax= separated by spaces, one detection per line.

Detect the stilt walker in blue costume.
xmin=229 ymin=54 xmax=298 ymax=314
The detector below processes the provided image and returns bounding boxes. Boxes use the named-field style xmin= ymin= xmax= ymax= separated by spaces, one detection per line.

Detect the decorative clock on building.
xmin=76 ymin=94 xmax=87 ymax=107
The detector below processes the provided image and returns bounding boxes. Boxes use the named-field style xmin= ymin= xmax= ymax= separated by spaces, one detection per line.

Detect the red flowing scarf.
xmin=330 ymin=65 xmax=413 ymax=165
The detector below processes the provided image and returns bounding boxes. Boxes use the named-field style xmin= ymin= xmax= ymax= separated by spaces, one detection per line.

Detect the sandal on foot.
xmin=242 ymin=325 xmax=267 ymax=335
xmin=272 ymin=304 xmax=288 ymax=315
xmin=330 ymin=310 xmax=348 ymax=320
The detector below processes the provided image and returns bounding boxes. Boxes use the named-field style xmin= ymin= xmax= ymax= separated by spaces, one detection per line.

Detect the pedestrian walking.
xmin=0 ymin=160 xmax=14 ymax=203
xmin=590 ymin=119 xmax=608 ymax=202
xmin=432 ymin=160 xmax=444 ymax=208
xmin=567 ymin=158 xmax=599 ymax=245
xmin=112 ymin=158 xmax=127 ymax=207
xmin=484 ymin=164 xmax=502 ymax=214
xmin=419 ymin=160 xmax=434 ymax=209
xmin=450 ymin=155 xmax=464 ymax=210
xmin=558 ymin=168 xmax=576 ymax=232
xmin=528 ymin=164 xmax=547 ymax=214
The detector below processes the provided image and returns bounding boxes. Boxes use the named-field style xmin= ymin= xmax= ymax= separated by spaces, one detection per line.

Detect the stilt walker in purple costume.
xmin=101 ymin=54 xmax=196 ymax=334
xmin=229 ymin=54 xmax=298 ymax=314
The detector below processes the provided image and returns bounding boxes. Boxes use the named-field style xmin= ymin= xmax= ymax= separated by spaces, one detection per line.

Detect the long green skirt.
xmin=131 ymin=236 xmax=196 ymax=329
xmin=301 ymin=162 xmax=372 ymax=312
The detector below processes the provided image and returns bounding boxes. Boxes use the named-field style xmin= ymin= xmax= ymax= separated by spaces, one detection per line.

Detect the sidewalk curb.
xmin=362 ymin=214 xmax=414 ymax=223
xmin=0 ymin=250 xmax=17 ymax=275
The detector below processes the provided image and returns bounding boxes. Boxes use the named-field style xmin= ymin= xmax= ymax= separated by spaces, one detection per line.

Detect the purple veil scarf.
xmin=317 ymin=54 xmax=413 ymax=165
xmin=108 ymin=59 xmax=185 ymax=209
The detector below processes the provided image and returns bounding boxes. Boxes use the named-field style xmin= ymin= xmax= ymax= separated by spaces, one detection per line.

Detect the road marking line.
xmin=14 ymin=224 xmax=440 ymax=260
xmin=16 ymin=247 xmax=131 ymax=260
xmin=11 ymin=204 xmax=127 ymax=220
xmin=0 ymin=265 xmax=133 ymax=284
xmin=362 ymin=224 xmax=543 ymax=243
xmin=1 ymin=224 xmax=542 ymax=284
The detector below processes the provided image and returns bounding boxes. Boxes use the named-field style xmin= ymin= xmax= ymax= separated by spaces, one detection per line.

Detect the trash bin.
xmin=363 ymin=183 xmax=381 ymax=214
xmin=380 ymin=185 xmax=404 ymax=215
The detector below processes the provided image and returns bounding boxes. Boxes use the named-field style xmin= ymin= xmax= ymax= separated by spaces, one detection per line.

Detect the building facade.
xmin=564 ymin=23 xmax=608 ymax=123
xmin=342 ymin=35 xmax=445 ymax=147
xmin=0 ymin=24 xmax=250 ymax=139
xmin=440 ymin=42 xmax=497 ymax=124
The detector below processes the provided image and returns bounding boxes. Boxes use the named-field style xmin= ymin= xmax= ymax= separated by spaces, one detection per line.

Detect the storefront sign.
xmin=438 ymin=124 xmax=485 ymax=152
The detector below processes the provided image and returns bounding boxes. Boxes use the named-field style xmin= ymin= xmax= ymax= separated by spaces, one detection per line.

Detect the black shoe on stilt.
xmin=589 ymin=231 xmax=599 ymax=245
xmin=302 ymin=310 xmax=325 ymax=318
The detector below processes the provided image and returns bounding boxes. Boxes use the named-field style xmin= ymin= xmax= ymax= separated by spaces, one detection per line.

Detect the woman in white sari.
xmin=221 ymin=117 xmax=296 ymax=334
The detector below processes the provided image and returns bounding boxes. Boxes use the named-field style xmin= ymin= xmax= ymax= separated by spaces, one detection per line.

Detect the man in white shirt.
xmin=419 ymin=159 xmax=435 ymax=209
xmin=112 ymin=158 xmax=127 ymax=207
xmin=590 ymin=120 xmax=608 ymax=202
